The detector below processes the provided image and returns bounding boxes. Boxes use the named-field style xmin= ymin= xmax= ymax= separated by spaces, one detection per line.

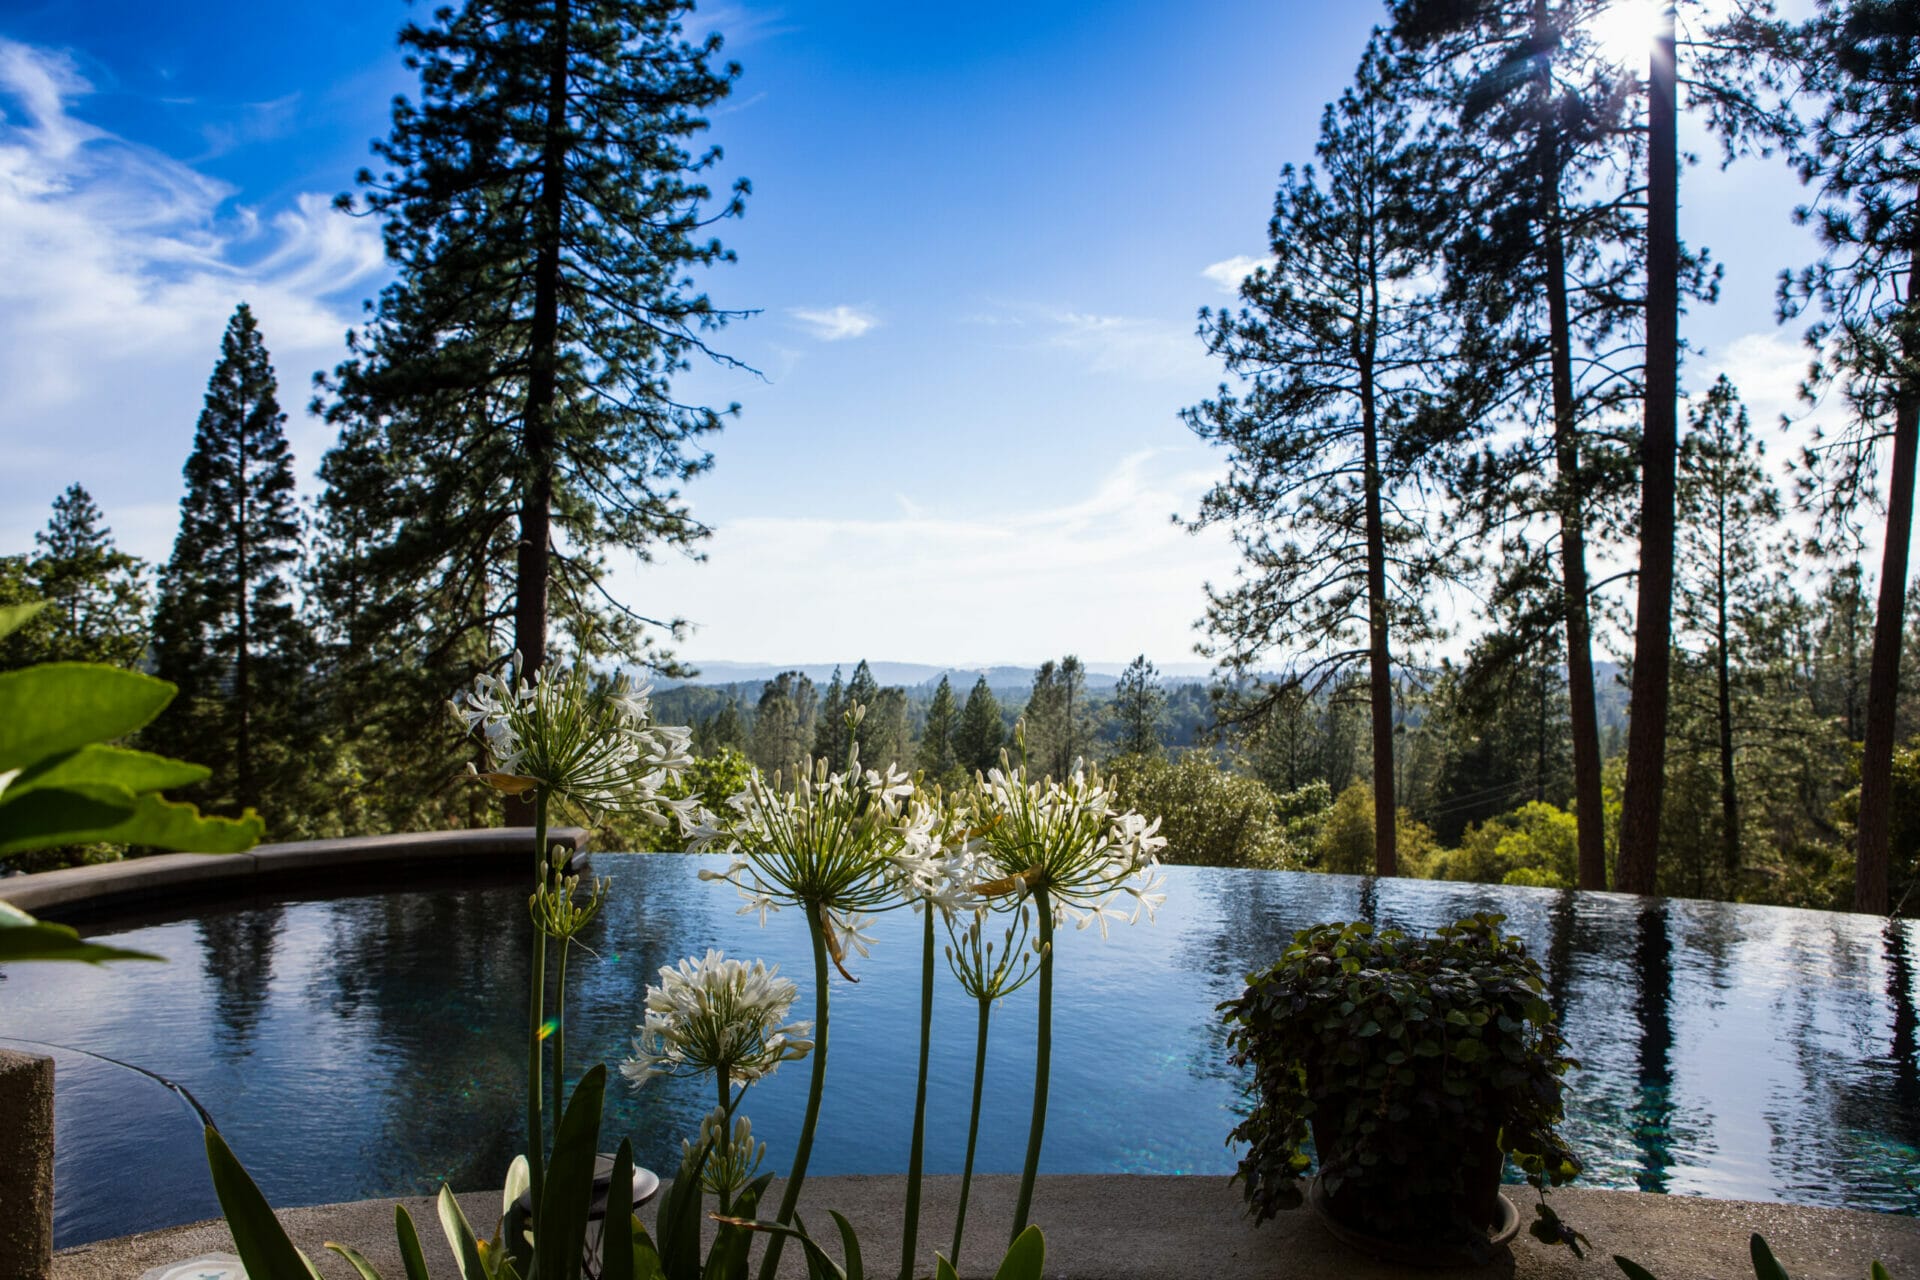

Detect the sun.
xmin=1586 ymin=0 xmax=1669 ymax=67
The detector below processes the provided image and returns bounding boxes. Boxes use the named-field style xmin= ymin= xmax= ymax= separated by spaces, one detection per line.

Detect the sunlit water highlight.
xmin=1 ymin=857 xmax=1914 ymax=1246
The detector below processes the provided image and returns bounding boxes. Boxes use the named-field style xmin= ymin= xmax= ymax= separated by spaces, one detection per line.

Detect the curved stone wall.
xmin=0 ymin=828 xmax=591 ymax=922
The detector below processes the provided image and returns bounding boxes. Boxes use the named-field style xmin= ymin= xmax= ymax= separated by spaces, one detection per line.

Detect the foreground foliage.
xmin=1223 ymin=914 xmax=1579 ymax=1253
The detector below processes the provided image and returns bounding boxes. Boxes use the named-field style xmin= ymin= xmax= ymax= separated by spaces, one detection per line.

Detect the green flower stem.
xmin=552 ymin=932 xmax=570 ymax=1131
xmin=527 ymin=791 xmax=551 ymax=1206
xmin=1012 ymin=886 xmax=1053 ymax=1240
xmin=757 ymin=911 xmax=830 ymax=1280
xmin=899 ymin=907 xmax=935 ymax=1280
xmin=716 ymin=1070 xmax=733 ymax=1216
xmin=951 ymin=995 xmax=991 ymax=1269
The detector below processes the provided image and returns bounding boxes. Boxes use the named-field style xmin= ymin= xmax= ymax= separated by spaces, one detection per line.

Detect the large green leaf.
xmin=8 ymin=745 xmax=209 ymax=801
xmin=99 ymin=790 xmax=263 ymax=852
xmin=0 ymin=900 xmax=159 ymax=964
xmin=0 ymin=784 xmax=260 ymax=856
xmin=992 ymin=1226 xmax=1044 ymax=1280
xmin=0 ymin=602 xmax=45 ymax=641
xmin=826 ymin=1211 xmax=862 ymax=1280
xmin=0 ymin=785 xmax=136 ymax=854
xmin=537 ymin=1065 xmax=608 ymax=1280
xmin=204 ymin=1125 xmax=324 ymax=1280
xmin=934 ymin=1257 xmax=959 ymax=1280
xmin=0 ymin=665 xmax=176 ymax=771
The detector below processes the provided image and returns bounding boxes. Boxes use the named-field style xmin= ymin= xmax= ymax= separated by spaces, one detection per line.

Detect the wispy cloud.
xmin=616 ymin=451 xmax=1240 ymax=667
xmin=963 ymin=300 xmax=1210 ymax=383
xmin=790 ymin=304 xmax=878 ymax=341
xmin=0 ymin=38 xmax=386 ymax=558
xmin=1201 ymin=253 xmax=1273 ymax=294
xmin=1040 ymin=308 xmax=1209 ymax=383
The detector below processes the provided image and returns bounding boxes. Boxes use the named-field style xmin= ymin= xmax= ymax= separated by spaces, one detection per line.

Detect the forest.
xmin=1 ymin=0 xmax=1914 ymax=916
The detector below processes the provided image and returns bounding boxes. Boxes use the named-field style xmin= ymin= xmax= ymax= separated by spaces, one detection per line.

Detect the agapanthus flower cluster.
xmin=621 ymin=949 xmax=813 ymax=1089
xmin=450 ymin=652 xmax=697 ymax=825
xmin=974 ymin=753 xmax=1168 ymax=936
xmin=683 ymin=1106 xmax=768 ymax=1198
xmin=945 ymin=902 xmax=1041 ymax=1002
xmin=690 ymin=744 xmax=925 ymax=973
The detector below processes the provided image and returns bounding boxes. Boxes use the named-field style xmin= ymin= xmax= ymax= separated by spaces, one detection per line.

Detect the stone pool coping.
xmin=51 ymin=1176 xmax=1920 ymax=1279
xmin=0 ymin=827 xmax=593 ymax=922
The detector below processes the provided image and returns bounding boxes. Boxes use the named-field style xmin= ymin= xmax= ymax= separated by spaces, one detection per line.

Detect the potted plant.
xmin=1221 ymin=912 xmax=1582 ymax=1265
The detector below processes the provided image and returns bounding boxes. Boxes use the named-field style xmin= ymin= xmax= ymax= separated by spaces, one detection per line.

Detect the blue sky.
xmin=0 ymin=0 xmax=1833 ymax=672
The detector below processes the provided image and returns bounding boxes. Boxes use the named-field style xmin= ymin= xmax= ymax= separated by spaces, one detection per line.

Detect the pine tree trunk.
xmin=516 ymin=0 xmax=570 ymax=684
xmin=1360 ymin=341 xmax=1398 ymax=878
xmin=1618 ymin=6 xmax=1680 ymax=896
xmin=1716 ymin=579 xmax=1739 ymax=881
xmin=1536 ymin=46 xmax=1608 ymax=889
xmin=235 ymin=406 xmax=253 ymax=814
xmin=1854 ymin=215 xmax=1919 ymax=915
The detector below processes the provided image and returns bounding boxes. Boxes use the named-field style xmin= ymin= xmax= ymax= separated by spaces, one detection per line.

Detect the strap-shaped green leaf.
xmin=0 ymin=903 xmax=160 ymax=963
xmin=537 ymin=1064 xmax=608 ymax=1280
xmin=993 ymin=1226 xmax=1044 ymax=1280
xmin=1750 ymin=1234 xmax=1792 ymax=1280
xmin=934 ymin=1255 xmax=959 ymax=1280
xmin=438 ymin=1185 xmax=491 ymax=1280
xmin=8 ymin=745 xmax=209 ymax=801
xmin=204 ymin=1125 xmax=323 ymax=1280
xmin=395 ymin=1205 xmax=432 ymax=1280
xmin=658 ymin=1138 xmax=712 ymax=1280
xmin=827 ymin=1210 xmax=863 ymax=1280
xmin=325 ymin=1240 xmax=389 ymax=1280
xmin=602 ymin=1141 xmax=635 ymax=1280
xmin=0 ymin=664 xmax=175 ymax=771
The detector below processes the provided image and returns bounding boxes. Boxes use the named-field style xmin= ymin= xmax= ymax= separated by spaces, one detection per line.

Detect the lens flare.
xmin=537 ymin=1017 xmax=560 ymax=1041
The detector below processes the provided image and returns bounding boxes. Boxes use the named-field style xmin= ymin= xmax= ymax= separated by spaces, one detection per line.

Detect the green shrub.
xmin=1102 ymin=751 xmax=1300 ymax=869
xmin=1222 ymin=914 xmax=1579 ymax=1251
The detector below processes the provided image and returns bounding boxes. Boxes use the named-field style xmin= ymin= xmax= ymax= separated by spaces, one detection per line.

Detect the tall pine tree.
xmin=0 ymin=484 xmax=149 ymax=669
xmin=1186 ymin=37 xmax=1458 ymax=876
xmin=314 ymin=0 xmax=748 ymax=820
xmin=151 ymin=304 xmax=307 ymax=822
xmin=953 ymin=676 xmax=1005 ymax=775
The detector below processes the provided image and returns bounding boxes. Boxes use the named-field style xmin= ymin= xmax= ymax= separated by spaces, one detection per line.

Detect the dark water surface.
xmin=2 ymin=858 xmax=1916 ymax=1246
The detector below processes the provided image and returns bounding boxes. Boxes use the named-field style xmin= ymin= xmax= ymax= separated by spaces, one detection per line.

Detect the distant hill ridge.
xmin=646 ymin=659 xmax=1217 ymax=692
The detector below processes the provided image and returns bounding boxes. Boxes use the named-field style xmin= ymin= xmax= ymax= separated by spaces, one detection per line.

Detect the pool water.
xmin=1 ymin=857 xmax=1915 ymax=1246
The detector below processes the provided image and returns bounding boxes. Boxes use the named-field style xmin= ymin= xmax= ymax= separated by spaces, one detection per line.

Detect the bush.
xmin=1102 ymin=751 xmax=1301 ymax=869
xmin=1313 ymin=782 xmax=1441 ymax=876
xmin=1222 ymin=914 xmax=1579 ymax=1249
xmin=1429 ymin=801 xmax=1579 ymax=888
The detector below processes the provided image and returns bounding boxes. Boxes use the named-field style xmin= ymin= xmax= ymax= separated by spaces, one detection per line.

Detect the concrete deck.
xmin=52 ymin=1176 xmax=1920 ymax=1280
xmin=1 ymin=828 xmax=591 ymax=922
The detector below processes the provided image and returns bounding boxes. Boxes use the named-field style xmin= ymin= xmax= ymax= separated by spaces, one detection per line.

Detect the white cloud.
xmin=1040 ymin=308 xmax=1210 ymax=383
xmin=1201 ymin=253 xmax=1273 ymax=294
xmin=613 ymin=451 xmax=1241 ymax=668
xmin=0 ymin=38 xmax=386 ymax=561
xmin=789 ymin=304 xmax=878 ymax=341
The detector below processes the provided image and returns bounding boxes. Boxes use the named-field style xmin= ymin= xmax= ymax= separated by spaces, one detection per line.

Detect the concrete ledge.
xmin=49 ymin=1176 xmax=1920 ymax=1280
xmin=0 ymin=828 xmax=591 ymax=921
xmin=0 ymin=1049 xmax=53 ymax=1280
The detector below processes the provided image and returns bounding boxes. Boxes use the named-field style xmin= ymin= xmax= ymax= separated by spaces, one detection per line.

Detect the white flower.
xmin=450 ymin=654 xmax=694 ymax=819
xmin=621 ymin=949 xmax=813 ymax=1090
xmin=971 ymin=746 xmax=1167 ymax=936
xmin=695 ymin=736 xmax=917 ymax=977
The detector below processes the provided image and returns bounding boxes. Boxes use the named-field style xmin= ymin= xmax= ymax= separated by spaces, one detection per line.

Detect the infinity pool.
xmin=2 ymin=857 xmax=1915 ymax=1245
